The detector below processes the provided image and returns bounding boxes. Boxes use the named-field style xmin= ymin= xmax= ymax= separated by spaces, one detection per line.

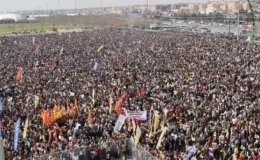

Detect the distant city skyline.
xmin=0 ymin=0 xmax=223 ymax=12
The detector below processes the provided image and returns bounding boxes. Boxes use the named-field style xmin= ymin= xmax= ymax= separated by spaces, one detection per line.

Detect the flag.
xmin=132 ymin=118 xmax=136 ymax=135
xmin=140 ymin=88 xmax=145 ymax=96
xmin=35 ymin=45 xmax=40 ymax=54
xmin=32 ymin=37 xmax=35 ymax=45
xmin=156 ymin=127 xmax=168 ymax=149
xmin=59 ymin=47 xmax=64 ymax=56
xmin=109 ymin=96 xmax=114 ymax=114
xmin=0 ymin=119 xmax=2 ymax=138
xmin=74 ymin=99 xmax=78 ymax=111
xmin=0 ymin=97 xmax=3 ymax=111
xmin=97 ymin=45 xmax=104 ymax=53
xmin=114 ymin=114 xmax=126 ymax=132
xmin=114 ymin=93 xmax=127 ymax=114
xmin=34 ymin=95 xmax=39 ymax=108
xmin=16 ymin=67 xmax=24 ymax=81
xmin=93 ymin=62 xmax=98 ymax=72
xmin=134 ymin=126 xmax=142 ymax=145
xmin=14 ymin=119 xmax=21 ymax=152
xmin=150 ymin=44 xmax=155 ymax=52
xmin=153 ymin=112 xmax=160 ymax=133
xmin=22 ymin=119 xmax=29 ymax=139
xmin=149 ymin=106 xmax=154 ymax=130
xmin=92 ymin=89 xmax=95 ymax=106
xmin=88 ymin=108 xmax=92 ymax=123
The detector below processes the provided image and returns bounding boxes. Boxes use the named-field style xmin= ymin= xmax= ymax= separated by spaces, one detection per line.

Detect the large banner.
xmin=125 ymin=110 xmax=147 ymax=120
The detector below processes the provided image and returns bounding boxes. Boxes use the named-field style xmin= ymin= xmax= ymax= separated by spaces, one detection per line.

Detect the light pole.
xmin=75 ymin=0 xmax=77 ymax=14
xmin=46 ymin=3 xmax=48 ymax=14
xmin=237 ymin=0 xmax=240 ymax=40
xmin=58 ymin=1 xmax=60 ymax=11
xmin=101 ymin=0 xmax=103 ymax=15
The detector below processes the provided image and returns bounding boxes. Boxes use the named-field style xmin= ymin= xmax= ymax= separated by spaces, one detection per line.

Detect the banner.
xmin=114 ymin=114 xmax=126 ymax=132
xmin=16 ymin=67 xmax=24 ymax=81
xmin=14 ymin=119 xmax=21 ymax=152
xmin=134 ymin=126 xmax=142 ymax=145
xmin=0 ymin=97 xmax=3 ymax=111
xmin=125 ymin=110 xmax=147 ymax=121
xmin=22 ymin=119 xmax=29 ymax=139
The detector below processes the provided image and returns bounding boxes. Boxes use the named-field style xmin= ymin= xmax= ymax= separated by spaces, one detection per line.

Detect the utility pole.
xmin=237 ymin=0 xmax=240 ymax=40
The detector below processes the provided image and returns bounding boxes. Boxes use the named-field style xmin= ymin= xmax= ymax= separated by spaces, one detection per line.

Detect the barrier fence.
xmin=31 ymin=139 xmax=157 ymax=160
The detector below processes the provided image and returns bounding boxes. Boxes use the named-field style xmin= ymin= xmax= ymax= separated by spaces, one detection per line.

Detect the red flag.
xmin=35 ymin=45 xmax=40 ymax=54
xmin=16 ymin=67 xmax=24 ymax=81
xmin=140 ymin=88 xmax=145 ymax=96
xmin=114 ymin=93 xmax=127 ymax=114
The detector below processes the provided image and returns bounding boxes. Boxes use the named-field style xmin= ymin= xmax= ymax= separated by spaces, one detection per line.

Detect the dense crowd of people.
xmin=0 ymin=29 xmax=260 ymax=160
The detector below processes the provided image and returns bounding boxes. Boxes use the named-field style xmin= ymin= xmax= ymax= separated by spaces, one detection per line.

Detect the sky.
xmin=0 ymin=0 xmax=214 ymax=12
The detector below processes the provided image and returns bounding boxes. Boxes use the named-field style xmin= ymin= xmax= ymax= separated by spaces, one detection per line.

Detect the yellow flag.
xmin=156 ymin=127 xmax=168 ymax=149
xmin=150 ymin=44 xmax=155 ymax=52
xmin=23 ymin=119 xmax=29 ymax=139
xmin=109 ymin=96 xmax=113 ymax=114
xmin=88 ymin=108 xmax=92 ymax=123
xmin=92 ymin=89 xmax=95 ymax=105
xmin=132 ymin=118 xmax=136 ymax=136
xmin=134 ymin=126 xmax=142 ymax=145
xmin=34 ymin=95 xmax=39 ymax=108
xmin=59 ymin=47 xmax=64 ymax=56
xmin=97 ymin=45 xmax=104 ymax=53
xmin=153 ymin=111 xmax=160 ymax=133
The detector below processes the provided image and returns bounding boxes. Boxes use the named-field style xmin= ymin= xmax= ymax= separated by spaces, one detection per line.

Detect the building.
xmin=188 ymin=4 xmax=199 ymax=12
xmin=228 ymin=2 xmax=238 ymax=13
xmin=0 ymin=13 xmax=27 ymax=23
xmin=220 ymin=4 xmax=228 ymax=13
xmin=199 ymin=4 xmax=207 ymax=10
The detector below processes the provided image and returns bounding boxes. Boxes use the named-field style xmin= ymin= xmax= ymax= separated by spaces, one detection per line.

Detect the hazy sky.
xmin=0 ymin=0 xmax=216 ymax=12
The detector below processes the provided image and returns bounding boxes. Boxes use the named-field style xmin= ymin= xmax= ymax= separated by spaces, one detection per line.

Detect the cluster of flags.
xmin=41 ymin=99 xmax=78 ymax=126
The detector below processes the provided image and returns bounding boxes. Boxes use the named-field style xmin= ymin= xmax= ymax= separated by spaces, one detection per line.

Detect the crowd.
xmin=0 ymin=28 xmax=260 ymax=160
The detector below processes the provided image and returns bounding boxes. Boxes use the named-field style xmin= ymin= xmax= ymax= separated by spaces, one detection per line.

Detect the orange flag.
xmin=74 ymin=99 xmax=78 ymax=111
xmin=114 ymin=93 xmax=127 ymax=114
xmin=69 ymin=103 xmax=76 ymax=117
xmin=16 ymin=67 xmax=24 ymax=81
xmin=88 ymin=108 xmax=92 ymax=123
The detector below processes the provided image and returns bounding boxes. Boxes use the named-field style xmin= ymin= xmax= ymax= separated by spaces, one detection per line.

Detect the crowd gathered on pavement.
xmin=1 ymin=29 xmax=260 ymax=160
